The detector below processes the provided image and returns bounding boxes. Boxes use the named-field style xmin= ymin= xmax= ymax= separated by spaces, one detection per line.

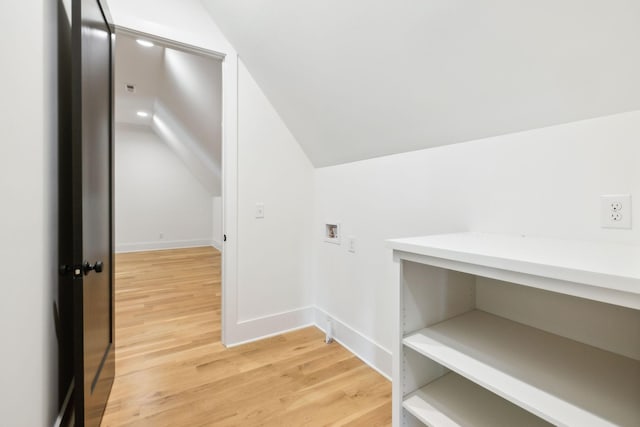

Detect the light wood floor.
xmin=101 ymin=247 xmax=391 ymax=426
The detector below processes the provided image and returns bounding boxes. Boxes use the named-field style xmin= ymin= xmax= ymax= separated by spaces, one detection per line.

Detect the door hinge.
xmin=60 ymin=261 xmax=104 ymax=278
xmin=59 ymin=264 xmax=83 ymax=278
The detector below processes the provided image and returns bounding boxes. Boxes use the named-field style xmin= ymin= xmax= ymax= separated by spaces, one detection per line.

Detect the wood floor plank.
xmin=100 ymin=247 xmax=391 ymax=426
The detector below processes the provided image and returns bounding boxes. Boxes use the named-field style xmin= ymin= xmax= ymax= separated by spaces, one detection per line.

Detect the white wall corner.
xmin=223 ymin=304 xmax=392 ymax=380
xmin=313 ymin=307 xmax=392 ymax=380
xmin=211 ymin=240 xmax=223 ymax=251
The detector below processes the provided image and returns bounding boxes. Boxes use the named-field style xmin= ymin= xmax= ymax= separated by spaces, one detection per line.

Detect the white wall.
xmin=115 ymin=124 xmax=213 ymax=252
xmin=0 ymin=0 xmax=58 ymax=425
xmin=102 ymin=0 xmax=640 ymax=379
xmin=313 ymin=111 xmax=640 ymax=377
xmin=235 ymin=62 xmax=315 ymax=338
xmin=212 ymin=196 xmax=223 ymax=250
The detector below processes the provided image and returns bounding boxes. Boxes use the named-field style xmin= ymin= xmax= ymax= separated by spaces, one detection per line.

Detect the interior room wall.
xmin=212 ymin=196 xmax=223 ymax=250
xmin=312 ymin=111 xmax=640 ymax=377
xmin=0 ymin=0 xmax=58 ymax=424
xmin=105 ymin=2 xmax=639 ymax=373
xmin=115 ymin=124 xmax=213 ymax=252
xmin=234 ymin=61 xmax=315 ymax=341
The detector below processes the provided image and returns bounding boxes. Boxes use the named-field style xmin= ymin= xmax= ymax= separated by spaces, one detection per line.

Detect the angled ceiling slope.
xmin=115 ymin=33 xmax=223 ymax=194
xmin=203 ymin=0 xmax=640 ymax=167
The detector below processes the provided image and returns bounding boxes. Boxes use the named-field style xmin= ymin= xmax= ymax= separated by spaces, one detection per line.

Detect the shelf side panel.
xmin=402 ymin=261 xmax=475 ymax=334
xmin=403 ymin=346 xmax=447 ymax=396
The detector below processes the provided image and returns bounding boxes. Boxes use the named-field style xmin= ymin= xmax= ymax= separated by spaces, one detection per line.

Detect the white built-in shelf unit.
xmin=387 ymin=232 xmax=640 ymax=427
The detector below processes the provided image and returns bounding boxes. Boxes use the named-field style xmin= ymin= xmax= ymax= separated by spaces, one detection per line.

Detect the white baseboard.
xmin=211 ymin=239 xmax=223 ymax=251
xmin=225 ymin=306 xmax=316 ymax=347
xmin=313 ymin=307 xmax=392 ymax=380
xmin=223 ymin=305 xmax=391 ymax=379
xmin=115 ymin=239 xmax=215 ymax=253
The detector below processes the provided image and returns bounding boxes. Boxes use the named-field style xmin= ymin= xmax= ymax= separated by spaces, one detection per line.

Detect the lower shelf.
xmin=403 ymin=372 xmax=550 ymax=427
xmin=403 ymin=310 xmax=640 ymax=426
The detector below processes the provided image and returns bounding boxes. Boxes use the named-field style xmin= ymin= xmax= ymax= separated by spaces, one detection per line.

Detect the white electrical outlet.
xmin=601 ymin=194 xmax=631 ymax=229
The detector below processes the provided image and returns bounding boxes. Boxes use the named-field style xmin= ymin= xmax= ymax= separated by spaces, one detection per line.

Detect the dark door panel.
xmin=69 ymin=0 xmax=115 ymax=425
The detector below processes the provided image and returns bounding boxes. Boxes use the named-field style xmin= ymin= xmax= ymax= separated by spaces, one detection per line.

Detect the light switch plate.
xmin=255 ymin=203 xmax=265 ymax=219
xmin=347 ymin=236 xmax=356 ymax=253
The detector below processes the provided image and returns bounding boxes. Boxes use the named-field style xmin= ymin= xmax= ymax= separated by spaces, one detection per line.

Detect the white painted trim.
xmin=114 ymin=26 xmax=225 ymax=60
xmin=220 ymin=47 xmax=239 ymax=348
xmin=394 ymin=250 xmax=640 ymax=310
xmin=314 ymin=307 xmax=392 ymax=380
xmin=220 ymin=304 xmax=392 ymax=380
xmin=116 ymin=239 xmax=214 ymax=253
xmin=225 ymin=306 xmax=315 ymax=347
xmin=211 ymin=239 xmax=223 ymax=251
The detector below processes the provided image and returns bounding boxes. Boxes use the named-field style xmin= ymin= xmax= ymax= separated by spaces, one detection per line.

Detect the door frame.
xmin=112 ymin=26 xmax=238 ymax=346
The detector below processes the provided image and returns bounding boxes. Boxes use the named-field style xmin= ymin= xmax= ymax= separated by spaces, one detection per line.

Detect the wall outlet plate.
xmin=324 ymin=222 xmax=341 ymax=244
xmin=601 ymin=194 xmax=631 ymax=229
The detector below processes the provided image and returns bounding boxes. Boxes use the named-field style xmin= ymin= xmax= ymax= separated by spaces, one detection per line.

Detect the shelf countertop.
xmin=387 ymin=232 xmax=640 ymax=294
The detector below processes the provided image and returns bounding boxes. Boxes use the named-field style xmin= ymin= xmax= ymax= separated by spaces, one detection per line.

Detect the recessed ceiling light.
xmin=136 ymin=39 xmax=154 ymax=48
xmin=137 ymin=111 xmax=149 ymax=117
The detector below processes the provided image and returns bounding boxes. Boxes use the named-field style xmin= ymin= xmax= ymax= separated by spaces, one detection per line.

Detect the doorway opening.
xmin=112 ymin=32 xmax=224 ymax=344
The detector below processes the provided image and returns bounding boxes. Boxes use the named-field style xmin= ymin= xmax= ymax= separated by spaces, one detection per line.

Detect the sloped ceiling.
xmin=115 ymin=33 xmax=223 ymax=194
xmin=115 ymin=35 xmax=163 ymax=126
xmin=203 ymin=0 xmax=640 ymax=167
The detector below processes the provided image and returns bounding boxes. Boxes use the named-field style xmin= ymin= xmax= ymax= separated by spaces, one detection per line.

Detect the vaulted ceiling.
xmin=203 ymin=0 xmax=640 ymax=166
xmin=115 ymin=33 xmax=223 ymax=194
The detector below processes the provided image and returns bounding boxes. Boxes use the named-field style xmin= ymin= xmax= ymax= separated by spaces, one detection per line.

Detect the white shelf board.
xmin=403 ymin=372 xmax=551 ymax=427
xmin=387 ymin=232 xmax=640 ymax=296
xmin=403 ymin=310 xmax=640 ymax=427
